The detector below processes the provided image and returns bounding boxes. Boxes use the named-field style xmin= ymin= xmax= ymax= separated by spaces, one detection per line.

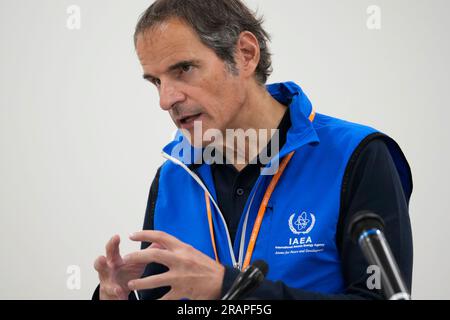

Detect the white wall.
xmin=0 ymin=0 xmax=449 ymax=299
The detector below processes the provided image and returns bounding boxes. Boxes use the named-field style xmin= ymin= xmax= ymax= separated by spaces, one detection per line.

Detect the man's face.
xmin=135 ymin=18 xmax=247 ymax=146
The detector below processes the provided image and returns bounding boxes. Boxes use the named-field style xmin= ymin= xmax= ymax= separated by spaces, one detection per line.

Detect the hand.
xmin=93 ymin=235 xmax=147 ymax=300
xmin=123 ymin=230 xmax=225 ymax=300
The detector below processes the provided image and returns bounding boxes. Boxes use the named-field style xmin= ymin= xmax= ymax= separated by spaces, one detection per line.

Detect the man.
xmin=93 ymin=0 xmax=413 ymax=300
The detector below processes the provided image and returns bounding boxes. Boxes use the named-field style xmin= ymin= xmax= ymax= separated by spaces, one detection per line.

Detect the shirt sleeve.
xmin=220 ymin=138 xmax=413 ymax=300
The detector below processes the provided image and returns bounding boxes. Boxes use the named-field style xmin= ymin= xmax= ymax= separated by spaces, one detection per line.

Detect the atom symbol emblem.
xmin=288 ymin=212 xmax=316 ymax=235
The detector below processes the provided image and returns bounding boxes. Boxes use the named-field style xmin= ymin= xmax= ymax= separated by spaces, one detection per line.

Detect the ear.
xmin=234 ymin=31 xmax=260 ymax=79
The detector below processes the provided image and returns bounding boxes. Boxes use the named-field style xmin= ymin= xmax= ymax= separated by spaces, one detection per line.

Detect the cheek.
xmin=223 ymin=82 xmax=245 ymax=113
xmin=209 ymin=95 xmax=242 ymax=131
xmin=220 ymin=83 xmax=244 ymax=111
xmin=196 ymin=67 xmax=243 ymax=127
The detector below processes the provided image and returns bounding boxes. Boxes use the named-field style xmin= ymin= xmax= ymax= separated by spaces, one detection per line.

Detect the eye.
xmin=180 ymin=64 xmax=193 ymax=73
xmin=153 ymin=78 xmax=161 ymax=87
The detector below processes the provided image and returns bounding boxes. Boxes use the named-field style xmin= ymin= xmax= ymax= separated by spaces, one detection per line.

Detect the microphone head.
xmin=348 ymin=210 xmax=385 ymax=243
xmin=252 ymin=260 xmax=269 ymax=277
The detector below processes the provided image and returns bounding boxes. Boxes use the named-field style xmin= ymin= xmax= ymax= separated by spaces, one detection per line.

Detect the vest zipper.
xmin=237 ymin=178 xmax=263 ymax=269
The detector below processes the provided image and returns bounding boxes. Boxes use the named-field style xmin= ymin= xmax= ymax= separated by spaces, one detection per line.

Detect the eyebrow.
xmin=142 ymin=59 xmax=200 ymax=81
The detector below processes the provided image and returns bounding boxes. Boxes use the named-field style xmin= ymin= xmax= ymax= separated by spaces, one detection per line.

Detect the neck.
xmin=221 ymin=82 xmax=287 ymax=171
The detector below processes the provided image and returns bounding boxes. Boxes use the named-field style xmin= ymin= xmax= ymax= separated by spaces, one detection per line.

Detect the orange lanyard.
xmin=205 ymin=191 xmax=219 ymax=262
xmin=242 ymin=151 xmax=295 ymax=269
xmin=204 ymin=109 xmax=315 ymax=268
xmin=204 ymin=151 xmax=295 ymax=269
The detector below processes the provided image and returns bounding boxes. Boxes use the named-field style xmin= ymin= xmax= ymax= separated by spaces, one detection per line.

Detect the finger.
xmin=105 ymin=235 xmax=122 ymax=266
xmin=94 ymin=255 xmax=108 ymax=274
xmin=129 ymin=230 xmax=182 ymax=250
xmin=123 ymin=248 xmax=174 ymax=267
xmin=128 ymin=273 xmax=172 ymax=291
xmin=150 ymin=242 xmax=164 ymax=250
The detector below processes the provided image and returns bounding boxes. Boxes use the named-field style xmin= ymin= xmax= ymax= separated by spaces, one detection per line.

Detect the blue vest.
xmin=154 ymin=82 xmax=412 ymax=294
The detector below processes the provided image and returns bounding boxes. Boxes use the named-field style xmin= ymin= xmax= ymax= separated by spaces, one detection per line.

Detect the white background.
xmin=0 ymin=0 xmax=449 ymax=299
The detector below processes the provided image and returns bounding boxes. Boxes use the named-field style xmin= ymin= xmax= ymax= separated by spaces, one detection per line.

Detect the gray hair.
xmin=134 ymin=0 xmax=273 ymax=84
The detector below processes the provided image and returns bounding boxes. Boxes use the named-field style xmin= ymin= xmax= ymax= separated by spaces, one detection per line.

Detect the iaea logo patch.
xmin=288 ymin=212 xmax=316 ymax=235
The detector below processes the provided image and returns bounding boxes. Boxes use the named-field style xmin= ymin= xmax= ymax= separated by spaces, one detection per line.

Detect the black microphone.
xmin=348 ymin=210 xmax=410 ymax=300
xmin=222 ymin=260 xmax=268 ymax=300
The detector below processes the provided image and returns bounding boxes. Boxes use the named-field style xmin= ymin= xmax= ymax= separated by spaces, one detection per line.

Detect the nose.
xmin=158 ymin=81 xmax=186 ymax=111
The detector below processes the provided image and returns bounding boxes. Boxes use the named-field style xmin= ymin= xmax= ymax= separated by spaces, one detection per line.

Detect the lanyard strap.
xmin=205 ymin=191 xmax=219 ymax=262
xmin=204 ymin=151 xmax=295 ymax=267
xmin=242 ymin=151 xmax=294 ymax=269
xmin=204 ymin=108 xmax=316 ymax=267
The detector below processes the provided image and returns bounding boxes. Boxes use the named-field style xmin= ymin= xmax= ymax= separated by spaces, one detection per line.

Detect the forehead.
xmin=136 ymin=18 xmax=214 ymax=73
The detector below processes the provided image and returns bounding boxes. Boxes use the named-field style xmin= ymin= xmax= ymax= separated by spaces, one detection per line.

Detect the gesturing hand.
xmin=93 ymin=235 xmax=147 ymax=300
xmin=123 ymin=230 xmax=225 ymax=300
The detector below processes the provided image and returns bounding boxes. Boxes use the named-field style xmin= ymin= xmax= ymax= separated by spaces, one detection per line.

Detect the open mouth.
xmin=180 ymin=113 xmax=202 ymax=125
